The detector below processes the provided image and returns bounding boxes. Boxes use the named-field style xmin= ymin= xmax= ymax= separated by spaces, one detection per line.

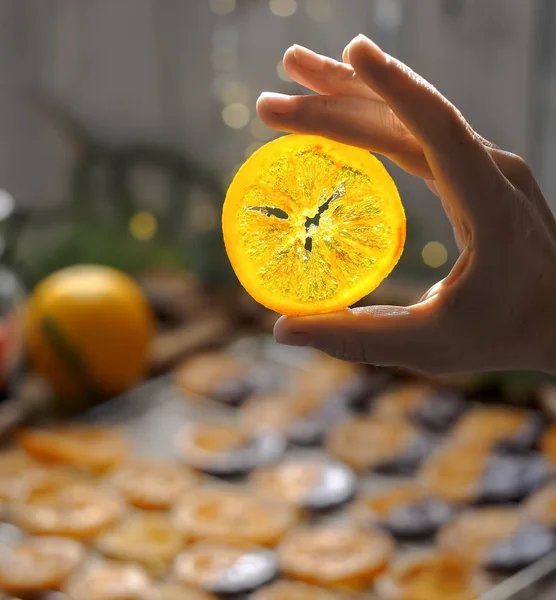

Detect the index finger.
xmin=348 ymin=35 xmax=510 ymax=238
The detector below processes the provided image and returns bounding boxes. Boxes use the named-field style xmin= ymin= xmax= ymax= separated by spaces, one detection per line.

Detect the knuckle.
xmin=505 ymin=153 xmax=535 ymax=183
xmin=438 ymin=101 xmax=476 ymax=145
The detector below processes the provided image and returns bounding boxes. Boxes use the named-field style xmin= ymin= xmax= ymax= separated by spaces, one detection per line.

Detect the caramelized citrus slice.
xmin=174 ymin=351 xmax=249 ymax=397
xmin=278 ymin=525 xmax=393 ymax=589
xmin=450 ymin=407 xmax=530 ymax=448
xmin=96 ymin=513 xmax=183 ymax=576
xmin=240 ymin=392 xmax=324 ymax=433
xmin=19 ymin=425 xmax=128 ymax=472
xmin=63 ymin=562 xmax=154 ymax=600
xmin=177 ymin=421 xmax=284 ymax=475
xmin=437 ymin=507 xmax=520 ymax=564
xmin=0 ymin=536 xmax=85 ymax=593
xmin=524 ymin=483 xmax=556 ymax=527
xmin=251 ymin=581 xmax=342 ymax=600
xmin=154 ymin=583 xmax=217 ymax=600
xmin=372 ymin=383 xmax=434 ymax=420
xmin=107 ymin=459 xmax=201 ymax=510
xmin=0 ymin=450 xmax=52 ymax=505
xmin=172 ymin=487 xmax=297 ymax=546
xmin=223 ymin=134 xmax=405 ymax=316
xmin=351 ymin=484 xmax=427 ymax=522
xmin=540 ymin=424 xmax=556 ymax=468
xmin=351 ymin=484 xmax=454 ymax=539
xmin=418 ymin=443 xmax=489 ymax=504
xmin=250 ymin=458 xmax=356 ymax=509
xmin=12 ymin=479 xmax=125 ymax=539
xmin=325 ymin=417 xmax=418 ymax=471
xmin=174 ymin=540 xmax=277 ymax=594
xmin=291 ymin=353 xmax=357 ymax=401
xmin=376 ymin=551 xmax=488 ymax=600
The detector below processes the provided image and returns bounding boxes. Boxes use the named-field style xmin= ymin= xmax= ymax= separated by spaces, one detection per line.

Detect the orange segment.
xmin=223 ymin=134 xmax=405 ymax=316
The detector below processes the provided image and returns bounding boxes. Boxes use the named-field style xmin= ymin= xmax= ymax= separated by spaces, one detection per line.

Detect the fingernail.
xmin=257 ymin=92 xmax=293 ymax=116
xmin=351 ymin=34 xmax=388 ymax=66
xmin=275 ymin=331 xmax=311 ymax=347
xmin=291 ymin=44 xmax=322 ymax=72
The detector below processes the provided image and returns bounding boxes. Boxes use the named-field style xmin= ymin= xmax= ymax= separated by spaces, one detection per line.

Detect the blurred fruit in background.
xmin=24 ymin=265 xmax=153 ymax=399
xmin=0 ymin=189 xmax=26 ymax=398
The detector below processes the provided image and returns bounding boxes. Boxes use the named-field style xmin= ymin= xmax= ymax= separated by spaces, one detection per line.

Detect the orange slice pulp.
xmin=223 ymin=134 xmax=405 ymax=316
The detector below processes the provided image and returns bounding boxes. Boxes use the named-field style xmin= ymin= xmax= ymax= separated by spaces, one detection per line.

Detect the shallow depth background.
xmin=0 ymin=0 xmax=555 ymax=289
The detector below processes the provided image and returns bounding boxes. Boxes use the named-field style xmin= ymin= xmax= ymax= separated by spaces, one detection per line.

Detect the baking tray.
xmin=1 ymin=334 xmax=556 ymax=600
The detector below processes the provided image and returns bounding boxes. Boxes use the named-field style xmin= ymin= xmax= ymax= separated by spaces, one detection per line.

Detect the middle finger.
xmin=284 ymin=45 xmax=385 ymax=102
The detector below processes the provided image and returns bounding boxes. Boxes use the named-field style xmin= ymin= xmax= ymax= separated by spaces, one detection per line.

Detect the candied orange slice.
xmin=252 ymin=581 xmax=342 ymax=600
xmin=450 ymin=407 xmax=528 ymax=448
xmin=278 ymin=525 xmax=393 ymax=589
xmin=174 ymin=539 xmax=277 ymax=594
xmin=107 ymin=459 xmax=201 ymax=510
xmin=0 ymin=449 xmax=51 ymax=505
xmin=174 ymin=351 xmax=249 ymax=396
xmin=222 ymin=134 xmax=405 ymax=316
xmin=11 ymin=479 xmax=125 ymax=539
xmin=250 ymin=461 xmax=321 ymax=504
xmin=540 ymin=424 xmax=556 ymax=468
xmin=176 ymin=421 xmax=285 ymax=475
xmin=19 ymin=425 xmax=128 ymax=473
xmin=63 ymin=562 xmax=154 ymax=600
xmin=0 ymin=536 xmax=85 ymax=593
xmin=325 ymin=417 xmax=416 ymax=471
xmin=172 ymin=487 xmax=297 ymax=546
xmin=350 ymin=484 xmax=428 ymax=522
xmin=96 ymin=512 xmax=183 ymax=576
xmin=376 ymin=551 xmax=488 ymax=600
xmin=154 ymin=583 xmax=217 ymax=600
xmin=250 ymin=459 xmax=355 ymax=510
xmin=418 ymin=442 xmax=489 ymax=504
xmin=524 ymin=483 xmax=556 ymax=527
xmin=437 ymin=507 xmax=520 ymax=564
xmin=372 ymin=383 xmax=434 ymax=420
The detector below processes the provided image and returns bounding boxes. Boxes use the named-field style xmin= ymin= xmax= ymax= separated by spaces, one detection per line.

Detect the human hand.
xmin=256 ymin=34 xmax=556 ymax=375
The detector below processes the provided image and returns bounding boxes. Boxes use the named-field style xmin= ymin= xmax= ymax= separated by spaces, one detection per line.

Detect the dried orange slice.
xmin=250 ymin=458 xmax=356 ymax=510
xmin=0 ymin=450 xmax=51 ymax=506
xmin=174 ymin=351 xmax=250 ymax=397
xmin=278 ymin=524 xmax=393 ymax=589
xmin=172 ymin=487 xmax=298 ymax=546
xmin=523 ymin=483 xmax=556 ymax=527
xmin=325 ymin=417 xmax=426 ymax=472
xmin=0 ymin=536 xmax=85 ymax=594
xmin=107 ymin=459 xmax=201 ymax=510
xmin=372 ymin=383 xmax=435 ymax=420
xmin=154 ymin=583 xmax=217 ymax=600
xmin=11 ymin=479 xmax=125 ymax=540
xmin=437 ymin=507 xmax=521 ymax=565
xmin=252 ymin=581 xmax=342 ymax=600
xmin=223 ymin=134 xmax=405 ymax=316
xmin=96 ymin=512 xmax=183 ymax=576
xmin=540 ymin=424 xmax=556 ymax=468
xmin=63 ymin=562 xmax=154 ymax=600
xmin=174 ymin=539 xmax=277 ymax=594
xmin=19 ymin=425 xmax=129 ymax=473
xmin=450 ymin=407 xmax=536 ymax=449
xmin=176 ymin=421 xmax=285 ymax=475
xmin=349 ymin=483 xmax=454 ymax=538
xmin=418 ymin=443 xmax=489 ymax=504
xmin=375 ymin=551 xmax=489 ymax=600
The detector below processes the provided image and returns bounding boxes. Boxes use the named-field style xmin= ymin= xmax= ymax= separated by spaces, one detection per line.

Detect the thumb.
xmin=274 ymin=304 xmax=450 ymax=372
